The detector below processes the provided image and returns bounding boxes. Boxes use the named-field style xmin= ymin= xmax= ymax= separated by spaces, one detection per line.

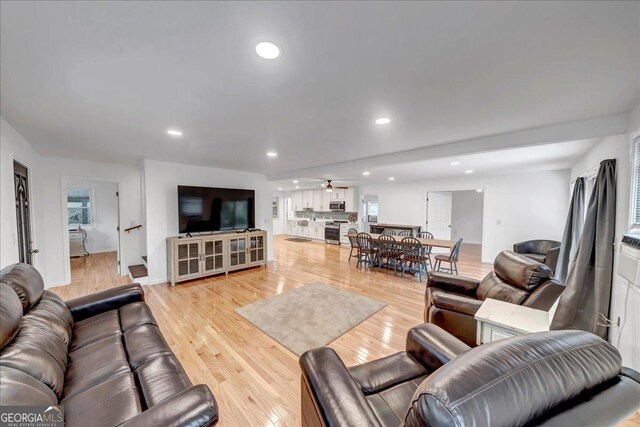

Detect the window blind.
xmin=635 ymin=135 xmax=640 ymax=225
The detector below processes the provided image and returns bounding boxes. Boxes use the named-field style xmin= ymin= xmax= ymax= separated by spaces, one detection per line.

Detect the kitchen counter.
xmin=370 ymin=223 xmax=421 ymax=235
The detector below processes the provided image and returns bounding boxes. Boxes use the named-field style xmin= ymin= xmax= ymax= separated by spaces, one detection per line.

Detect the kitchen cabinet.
xmin=330 ymin=189 xmax=346 ymax=201
xmin=303 ymin=190 xmax=314 ymax=208
xmin=313 ymin=190 xmax=323 ymax=211
xmin=345 ymin=188 xmax=358 ymax=212
xmin=321 ymin=191 xmax=331 ymax=211
xmin=292 ymin=191 xmax=303 ymax=211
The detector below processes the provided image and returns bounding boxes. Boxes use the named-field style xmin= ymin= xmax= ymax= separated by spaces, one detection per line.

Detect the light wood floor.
xmin=54 ymin=237 xmax=639 ymax=427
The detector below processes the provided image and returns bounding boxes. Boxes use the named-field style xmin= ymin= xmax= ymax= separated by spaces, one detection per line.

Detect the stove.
xmin=324 ymin=221 xmax=342 ymax=245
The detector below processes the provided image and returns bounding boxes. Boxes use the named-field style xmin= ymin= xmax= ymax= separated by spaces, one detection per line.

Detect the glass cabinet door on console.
xmin=175 ymin=240 xmax=202 ymax=280
xmin=227 ymin=236 xmax=248 ymax=270
xmin=249 ymin=234 xmax=265 ymax=264
xmin=202 ymin=237 xmax=225 ymax=274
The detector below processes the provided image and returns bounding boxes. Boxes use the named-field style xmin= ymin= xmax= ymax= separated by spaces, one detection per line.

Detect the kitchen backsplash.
xmin=294 ymin=211 xmax=356 ymax=221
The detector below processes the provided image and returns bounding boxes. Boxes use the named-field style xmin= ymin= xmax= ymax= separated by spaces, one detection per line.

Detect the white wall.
xmin=272 ymin=192 xmax=286 ymax=235
xmin=39 ymin=159 xmax=145 ymax=286
xmin=570 ymin=103 xmax=639 ymax=371
xmin=361 ymin=169 xmax=570 ymax=263
xmin=450 ymin=190 xmax=484 ymax=244
xmin=0 ymin=118 xmax=46 ymax=279
xmin=143 ymin=159 xmax=273 ymax=284
xmin=66 ymin=178 xmax=119 ymax=254
xmin=1 ymin=117 xmax=145 ymax=287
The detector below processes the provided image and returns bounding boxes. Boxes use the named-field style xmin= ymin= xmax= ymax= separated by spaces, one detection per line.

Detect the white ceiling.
xmin=270 ymin=138 xmax=599 ymax=190
xmin=1 ymin=1 xmax=638 ymax=177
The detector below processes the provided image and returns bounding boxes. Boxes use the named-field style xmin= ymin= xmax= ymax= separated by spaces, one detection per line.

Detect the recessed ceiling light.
xmin=362 ymin=171 xmax=371 ymax=176
xmin=267 ymin=151 xmax=278 ymax=158
xmin=465 ymin=170 xmax=474 ymax=174
xmin=293 ymin=180 xmax=299 ymax=184
xmin=376 ymin=117 xmax=391 ymax=125
xmin=450 ymin=161 xmax=460 ymax=166
xmin=295 ymin=185 xmax=300 ymax=189
xmin=255 ymin=42 xmax=280 ymax=59
xmin=388 ymin=177 xmax=395 ymax=181
xmin=277 ymin=187 xmax=283 ymax=191
xmin=167 ymin=129 xmax=182 ymax=137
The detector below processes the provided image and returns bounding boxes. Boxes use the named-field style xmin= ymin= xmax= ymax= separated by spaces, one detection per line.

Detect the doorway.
xmin=14 ymin=161 xmax=38 ymax=264
xmin=426 ymin=190 xmax=484 ymax=259
xmin=361 ymin=195 xmax=378 ymax=233
xmin=63 ymin=178 xmax=121 ymax=285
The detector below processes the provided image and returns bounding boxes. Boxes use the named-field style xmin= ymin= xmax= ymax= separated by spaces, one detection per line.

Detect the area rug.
xmin=285 ymin=237 xmax=311 ymax=242
xmin=235 ymin=283 xmax=387 ymax=356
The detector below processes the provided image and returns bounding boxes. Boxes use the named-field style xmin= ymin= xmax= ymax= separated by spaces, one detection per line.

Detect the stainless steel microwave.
xmin=329 ymin=201 xmax=345 ymax=211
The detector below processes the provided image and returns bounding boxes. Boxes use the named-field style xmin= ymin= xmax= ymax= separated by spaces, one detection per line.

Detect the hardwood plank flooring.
xmin=52 ymin=236 xmax=638 ymax=426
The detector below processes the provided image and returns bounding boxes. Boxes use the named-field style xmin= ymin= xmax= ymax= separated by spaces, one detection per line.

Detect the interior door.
xmin=427 ymin=192 xmax=452 ymax=243
xmin=14 ymin=161 xmax=38 ymax=264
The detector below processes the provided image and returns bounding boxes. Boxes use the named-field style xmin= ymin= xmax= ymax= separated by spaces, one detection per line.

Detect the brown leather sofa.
xmin=513 ymin=239 xmax=561 ymax=272
xmin=300 ymin=323 xmax=640 ymax=427
xmin=424 ymin=250 xmax=564 ymax=346
xmin=0 ymin=263 xmax=218 ymax=427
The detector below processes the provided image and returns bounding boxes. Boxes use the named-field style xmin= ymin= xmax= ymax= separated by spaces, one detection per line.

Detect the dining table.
xmin=345 ymin=233 xmax=456 ymax=249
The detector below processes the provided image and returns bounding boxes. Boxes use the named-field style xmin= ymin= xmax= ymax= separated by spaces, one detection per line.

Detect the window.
xmin=272 ymin=197 xmax=279 ymax=218
xmin=632 ymin=135 xmax=640 ymax=231
xmin=67 ymin=188 xmax=94 ymax=227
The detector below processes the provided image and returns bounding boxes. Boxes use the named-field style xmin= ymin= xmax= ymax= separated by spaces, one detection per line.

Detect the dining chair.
xmin=400 ymin=237 xmax=429 ymax=282
xmin=347 ymin=227 xmax=359 ymax=263
xmin=397 ymin=230 xmax=412 ymax=237
xmin=356 ymin=232 xmax=378 ymax=270
xmin=377 ymin=234 xmax=402 ymax=275
xmin=417 ymin=231 xmax=434 ymax=268
xmin=381 ymin=229 xmax=396 ymax=236
xmin=433 ymin=238 xmax=463 ymax=275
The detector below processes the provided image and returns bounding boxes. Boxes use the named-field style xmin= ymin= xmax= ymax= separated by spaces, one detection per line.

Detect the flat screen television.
xmin=178 ymin=185 xmax=255 ymax=233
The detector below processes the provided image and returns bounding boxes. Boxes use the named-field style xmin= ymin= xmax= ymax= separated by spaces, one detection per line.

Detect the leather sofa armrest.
xmin=65 ymin=283 xmax=145 ymax=322
xmin=523 ymin=279 xmax=564 ymax=311
xmin=544 ymin=246 xmax=561 ymax=272
xmin=120 ymin=385 xmax=218 ymax=427
xmin=513 ymin=241 xmax=532 ymax=254
xmin=426 ymin=272 xmax=480 ymax=297
xmin=299 ymin=348 xmax=382 ymax=427
xmin=406 ymin=323 xmax=470 ymax=372
xmin=430 ymin=290 xmax=484 ymax=316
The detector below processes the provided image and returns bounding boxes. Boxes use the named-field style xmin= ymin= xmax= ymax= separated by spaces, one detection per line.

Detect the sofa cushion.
xmin=62 ymin=372 xmax=142 ymax=427
xmin=366 ymin=375 xmax=428 ymax=425
xmin=124 ymin=324 xmax=173 ymax=370
xmin=0 ymin=366 xmax=58 ymax=406
xmin=64 ymin=334 xmax=130 ymax=400
xmin=404 ymin=330 xmax=622 ymax=427
xmin=70 ymin=310 xmax=121 ymax=351
xmin=476 ymin=271 xmax=530 ymax=304
xmin=521 ymin=252 xmax=546 ymax=263
xmin=0 ymin=283 xmax=22 ymax=349
xmin=0 ymin=321 xmax=69 ymax=398
xmin=135 ymin=355 xmax=192 ymax=407
xmin=119 ymin=302 xmax=158 ymax=331
xmin=349 ymin=352 xmax=426 ymax=395
xmin=23 ymin=291 xmax=74 ymax=346
xmin=492 ymin=250 xmax=552 ymax=291
xmin=0 ymin=263 xmax=45 ymax=313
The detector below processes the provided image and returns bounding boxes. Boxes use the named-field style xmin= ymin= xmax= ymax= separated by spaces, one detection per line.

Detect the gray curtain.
xmin=555 ymin=177 xmax=585 ymax=282
xmin=550 ymin=159 xmax=616 ymax=339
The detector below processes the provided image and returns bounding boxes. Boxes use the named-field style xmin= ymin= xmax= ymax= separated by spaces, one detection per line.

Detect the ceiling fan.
xmin=323 ymin=179 xmax=349 ymax=192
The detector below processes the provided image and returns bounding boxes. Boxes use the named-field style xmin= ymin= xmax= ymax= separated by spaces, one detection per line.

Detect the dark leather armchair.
xmin=513 ymin=239 xmax=561 ymax=271
xmin=0 ymin=263 xmax=218 ymax=427
xmin=300 ymin=324 xmax=640 ymax=427
xmin=424 ymin=251 xmax=564 ymax=346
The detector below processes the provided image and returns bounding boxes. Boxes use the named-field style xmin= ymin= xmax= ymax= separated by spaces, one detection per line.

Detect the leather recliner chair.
xmin=424 ymin=250 xmax=564 ymax=346
xmin=513 ymin=239 xmax=561 ymax=272
xmin=300 ymin=323 xmax=640 ymax=427
xmin=0 ymin=263 xmax=218 ymax=427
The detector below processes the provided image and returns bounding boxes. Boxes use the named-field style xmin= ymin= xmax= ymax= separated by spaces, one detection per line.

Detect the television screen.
xmin=178 ymin=186 xmax=255 ymax=233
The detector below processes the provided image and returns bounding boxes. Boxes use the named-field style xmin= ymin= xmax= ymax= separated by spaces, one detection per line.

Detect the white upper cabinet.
xmin=292 ymin=191 xmax=303 ymax=211
xmin=321 ymin=190 xmax=331 ymax=211
xmin=303 ymin=189 xmax=314 ymax=208
xmin=330 ymin=189 xmax=346 ymax=201
xmin=313 ymin=189 xmax=323 ymax=210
